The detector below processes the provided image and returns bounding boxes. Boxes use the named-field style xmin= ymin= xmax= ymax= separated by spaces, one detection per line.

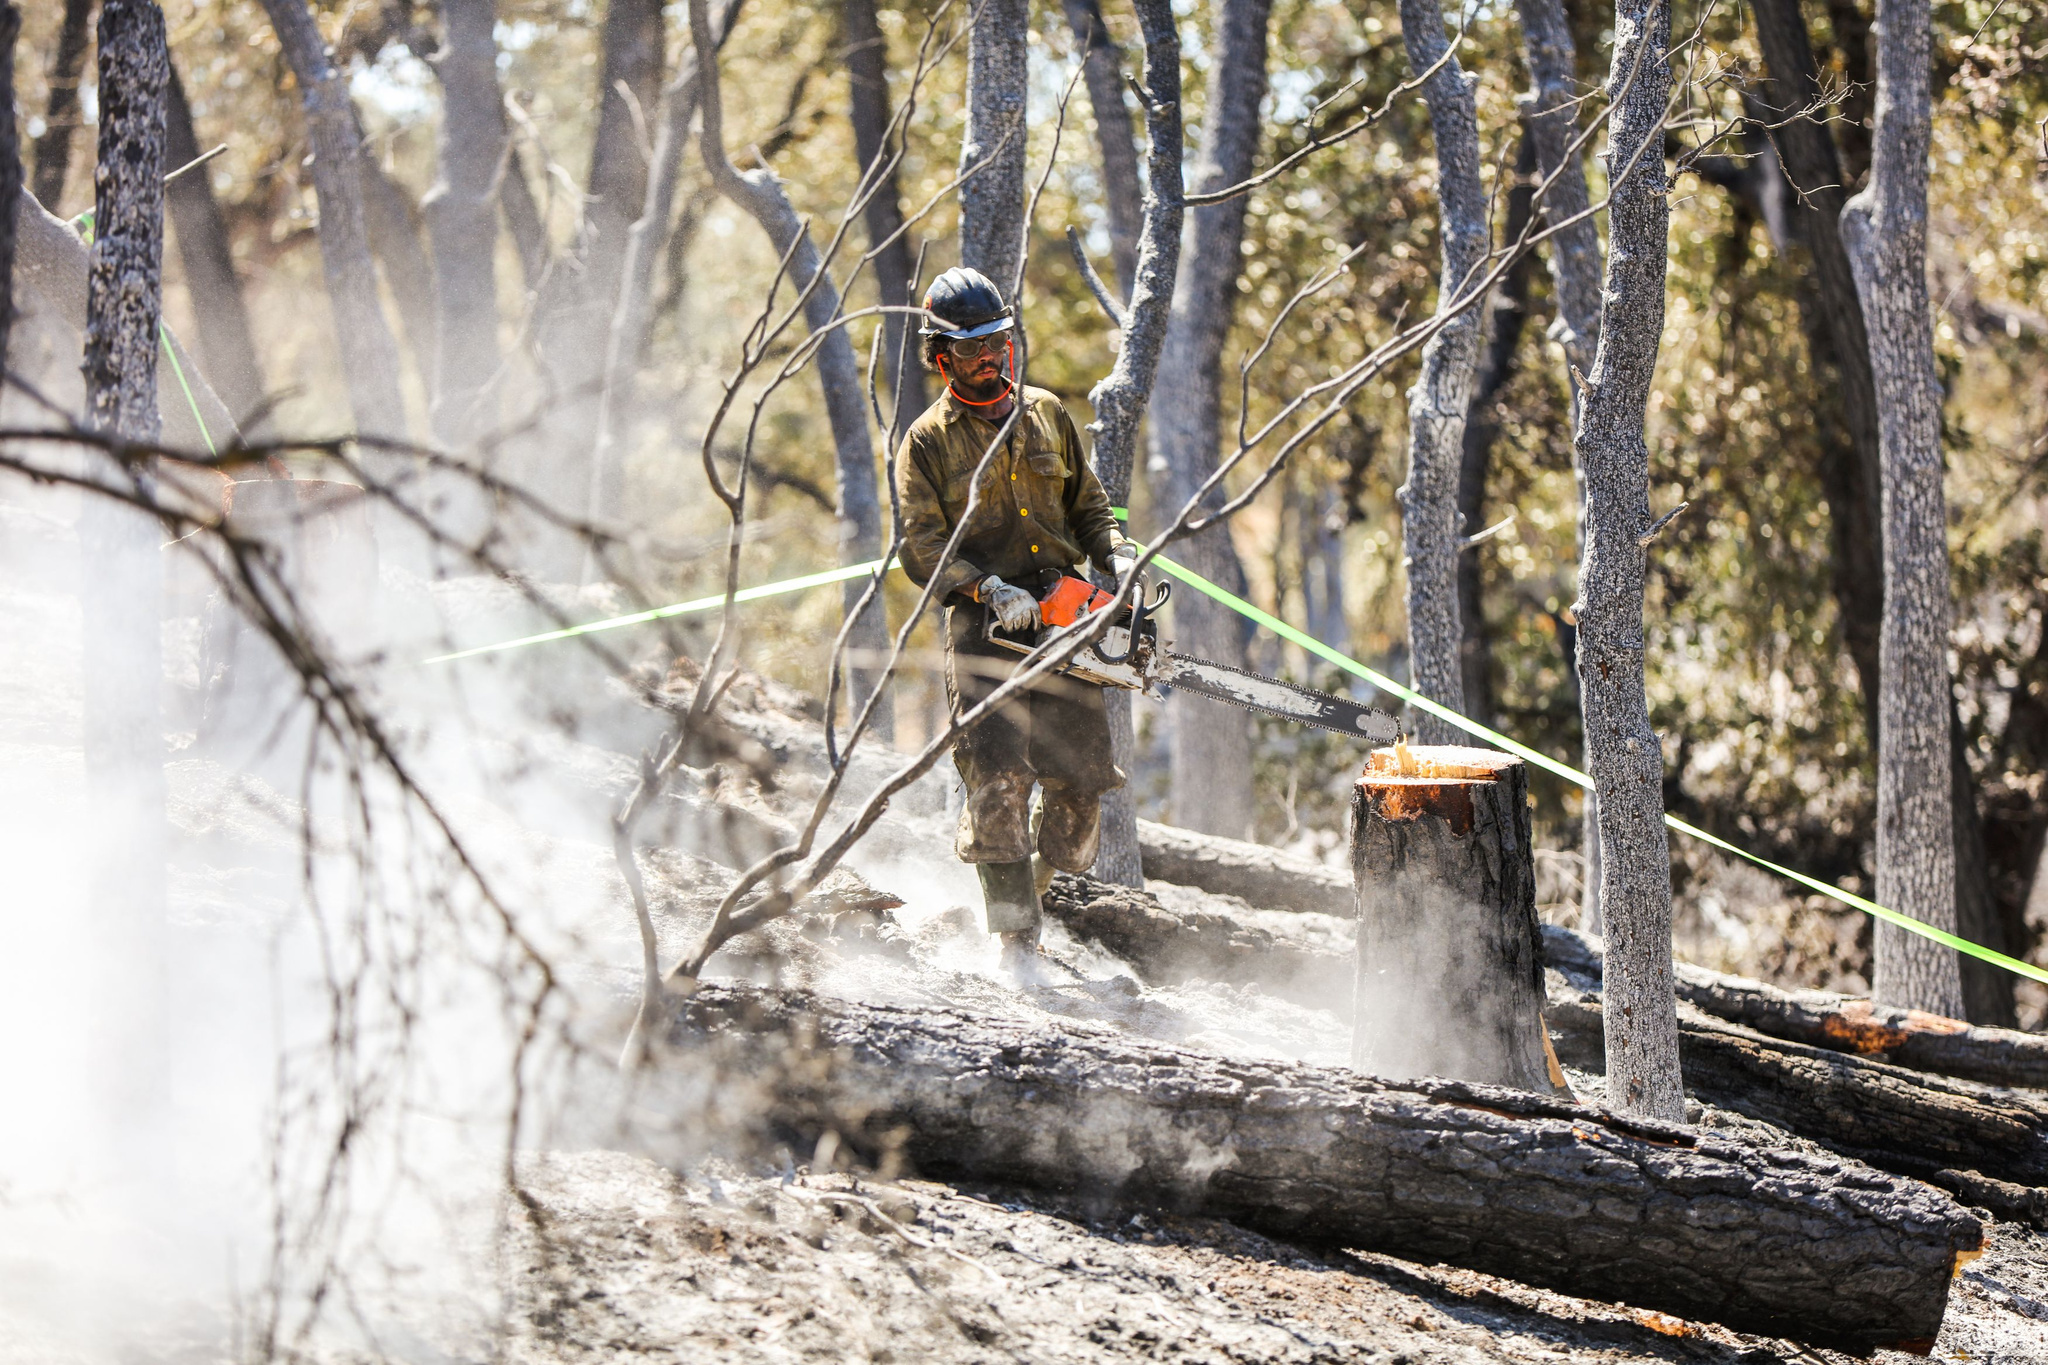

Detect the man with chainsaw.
xmin=895 ymin=267 xmax=1140 ymax=969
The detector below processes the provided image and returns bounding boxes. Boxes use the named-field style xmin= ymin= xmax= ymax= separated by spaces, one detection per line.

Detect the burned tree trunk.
xmin=665 ymin=984 xmax=1980 ymax=1353
xmin=360 ymin=158 xmax=439 ymax=406
xmin=844 ymin=0 xmax=925 ymax=442
xmin=1515 ymin=0 xmax=1606 ymax=932
xmin=1753 ymin=0 xmax=2009 ymax=1027
xmin=80 ymin=0 xmax=170 ymax=1126
xmin=1455 ymin=128 xmax=1538 ymax=728
xmin=423 ymin=0 xmax=507 ymax=447
xmin=1571 ymin=0 xmax=1682 ymax=1121
xmin=15 ymin=187 xmax=235 ymax=452
xmin=31 ymin=0 xmax=94 ymax=211
xmin=1352 ymin=746 xmax=1560 ymax=1093
xmin=259 ymin=0 xmax=408 ymax=442
xmin=0 ymin=2 xmax=17 ymax=376
xmin=688 ymin=0 xmax=887 ymax=728
xmin=1150 ymin=0 xmax=1272 ymax=840
xmin=1839 ymin=0 xmax=1965 ymax=1018
xmin=959 ymin=0 xmax=1027 ymax=294
xmin=1396 ymin=0 xmax=1487 ymax=744
xmin=163 ymin=62 xmax=264 ymax=427
xmin=1061 ymin=0 xmax=1142 ymax=301
xmin=589 ymin=0 xmax=742 ymax=529
xmin=1080 ymin=0 xmax=1182 ymax=887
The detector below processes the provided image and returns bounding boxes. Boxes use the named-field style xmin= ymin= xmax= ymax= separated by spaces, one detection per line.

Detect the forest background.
xmin=13 ymin=0 xmax=2048 ymax=1021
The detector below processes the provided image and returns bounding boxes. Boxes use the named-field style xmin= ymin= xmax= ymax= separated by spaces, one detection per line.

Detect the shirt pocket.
xmin=1023 ymin=413 xmax=1068 ymax=480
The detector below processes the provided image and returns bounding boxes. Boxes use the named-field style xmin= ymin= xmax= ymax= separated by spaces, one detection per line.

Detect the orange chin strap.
xmin=941 ymin=336 xmax=1016 ymax=407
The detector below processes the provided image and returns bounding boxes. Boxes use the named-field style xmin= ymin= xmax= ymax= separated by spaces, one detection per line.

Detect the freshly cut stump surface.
xmin=662 ymin=983 xmax=1981 ymax=1353
xmin=1352 ymin=744 xmax=1558 ymax=1092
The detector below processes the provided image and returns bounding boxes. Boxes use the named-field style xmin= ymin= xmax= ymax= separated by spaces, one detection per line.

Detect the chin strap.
xmin=941 ymin=337 xmax=1017 ymax=407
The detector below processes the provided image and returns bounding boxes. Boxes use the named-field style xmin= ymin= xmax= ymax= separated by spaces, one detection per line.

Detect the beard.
xmin=946 ymin=347 xmax=1011 ymax=402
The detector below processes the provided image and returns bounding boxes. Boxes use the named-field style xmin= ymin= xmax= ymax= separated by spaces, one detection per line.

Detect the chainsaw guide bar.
xmin=983 ymin=574 xmax=1402 ymax=744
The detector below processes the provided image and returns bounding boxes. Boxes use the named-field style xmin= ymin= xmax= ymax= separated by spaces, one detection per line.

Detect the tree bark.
xmin=259 ymin=0 xmax=409 ymax=442
xmin=359 ymin=157 xmax=439 ymax=407
xmin=0 ymin=2 xmax=17 ymax=378
xmin=1061 ymin=0 xmax=1142 ymax=301
xmin=588 ymin=0 xmax=743 ymax=531
xmin=958 ymin=0 xmax=1027 ymax=295
xmin=1395 ymin=0 xmax=1488 ymax=745
xmin=1514 ymin=0 xmax=1602 ymax=383
xmin=422 ymin=0 xmax=507 ymax=447
xmin=1750 ymin=0 xmax=2011 ymax=1026
xmin=30 ymin=0 xmax=94 ymax=212
xmin=843 ymin=0 xmax=926 ymax=443
xmin=163 ymin=60 xmax=264 ymax=426
xmin=1149 ymin=0 xmax=1272 ymax=840
xmin=1514 ymin=0 xmax=1607 ymax=933
xmin=1570 ymin=0 xmax=1683 ymax=1121
xmin=1352 ymin=746 xmax=1560 ymax=1093
xmin=1079 ymin=0 xmax=1182 ymax=886
xmin=1455 ymin=129 xmax=1538 ymax=727
xmin=688 ymin=0 xmax=886 ymax=724
xmin=510 ymin=0 xmax=663 ymax=571
xmin=80 ymin=0 xmax=170 ymax=1132
xmin=499 ymin=143 xmax=548 ymax=292
xmin=1838 ymin=0 xmax=1965 ymax=1018
xmin=664 ymin=983 xmax=1981 ymax=1353
xmin=14 ymin=187 xmax=235 ymax=451
xmin=588 ymin=0 xmax=663 ymax=257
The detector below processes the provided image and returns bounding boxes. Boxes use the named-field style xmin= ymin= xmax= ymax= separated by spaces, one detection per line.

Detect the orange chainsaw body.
xmin=1038 ymin=574 xmax=1116 ymax=627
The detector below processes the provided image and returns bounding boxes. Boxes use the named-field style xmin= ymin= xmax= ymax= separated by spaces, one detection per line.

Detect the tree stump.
xmin=1351 ymin=744 xmax=1561 ymax=1093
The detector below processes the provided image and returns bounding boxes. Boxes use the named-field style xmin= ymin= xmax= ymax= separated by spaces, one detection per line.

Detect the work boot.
xmin=1036 ymin=782 xmax=1102 ymax=873
xmin=976 ymin=857 xmax=1041 ymax=937
xmin=997 ymin=928 xmax=1044 ymax=980
xmin=956 ymin=773 xmax=1034 ymax=864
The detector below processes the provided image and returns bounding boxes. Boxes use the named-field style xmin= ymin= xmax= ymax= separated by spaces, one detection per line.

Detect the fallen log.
xmin=1037 ymin=875 xmax=2048 ymax=1214
xmin=662 ymin=983 xmax=1980 ymax=1353
xmin=1544 ymin=925 xmax=2048 ymax=1093
xmin=1352 ymin=745 xmax=1557 ymax=1093
xmin=1544 ymin=985 xmax=2048 ymax=1211
xmin=1041 ymin=872 xmax=1351 ymax=1001
xmin=1137 ymin=818 xmax=1351 ymax=916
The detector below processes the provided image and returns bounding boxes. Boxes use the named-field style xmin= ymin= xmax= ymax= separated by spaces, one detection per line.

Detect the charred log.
xmin=1544 ymin=924 xmax=2048 ymax=1092
xmin=1041 ymin=872 xmax=1349 ymax=1001
xmin=662 ymin=983 xmax=1980 ymax=1353
xmin=1544 ymin=983 xmax=2048 ymax=1199
xmin=1136 ymin=818 xmax=1351 ymax=916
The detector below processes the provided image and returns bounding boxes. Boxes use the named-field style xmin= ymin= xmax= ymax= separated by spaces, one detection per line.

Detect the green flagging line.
xmin=1142 ymin=550 xmax=2048 ymax=987
xmin=424 ymin=537 xmax=2046 ymax=984
xmin=159 ymin=327 xmax=217 ymax=457
xmin=420 ymin=558 xmax=897 ymax=665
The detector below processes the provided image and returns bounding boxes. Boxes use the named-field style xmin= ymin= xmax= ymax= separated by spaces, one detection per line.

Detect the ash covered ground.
xmin=3 ymin=539 xmax=2046 ymax=1365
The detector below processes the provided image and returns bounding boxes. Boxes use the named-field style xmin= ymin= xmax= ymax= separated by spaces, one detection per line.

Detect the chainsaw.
xmin=982 ymin=571 xmax=1402 ymax=744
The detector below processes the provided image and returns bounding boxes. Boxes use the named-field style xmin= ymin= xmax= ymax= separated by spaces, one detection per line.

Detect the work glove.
xmin=980 ymin=575 xmax=1041 ymax=632
xmin=1109 ymin=548 xmax=1141 ymax=592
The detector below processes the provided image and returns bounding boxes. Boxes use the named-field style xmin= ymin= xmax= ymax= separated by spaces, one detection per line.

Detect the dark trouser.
xmin=946 ymin=604 xmax=1124 ymax=931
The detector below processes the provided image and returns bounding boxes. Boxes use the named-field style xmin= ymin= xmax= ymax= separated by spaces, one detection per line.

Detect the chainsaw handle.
xmin=1090 ymin=578 xmax=1169 ymax=665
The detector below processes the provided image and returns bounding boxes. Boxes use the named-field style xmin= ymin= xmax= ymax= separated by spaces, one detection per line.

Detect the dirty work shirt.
xmin=894 ymin=385 xmax=1130 ymax=602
